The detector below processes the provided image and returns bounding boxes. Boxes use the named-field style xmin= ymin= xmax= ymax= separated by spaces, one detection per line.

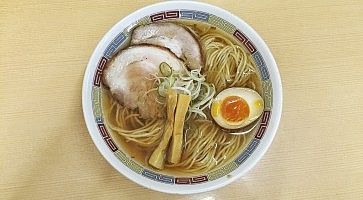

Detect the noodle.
xmin=104 ymin=94 xmax=164 ymax=148
xmin=165 ymin=120 xmax=246 ymax=173
xmin=200 ymin=32 xmax=257 ymax=92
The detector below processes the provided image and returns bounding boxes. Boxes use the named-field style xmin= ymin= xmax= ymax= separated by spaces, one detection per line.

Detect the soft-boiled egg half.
xmin=211 ymin=87 xmax=264 ymax=130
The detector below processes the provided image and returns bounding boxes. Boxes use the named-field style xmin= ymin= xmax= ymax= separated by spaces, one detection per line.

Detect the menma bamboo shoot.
xmin=148 ymin=90 xmax=178 ymax=169
xmin=167 ymin=94 xmax=191 ymax=164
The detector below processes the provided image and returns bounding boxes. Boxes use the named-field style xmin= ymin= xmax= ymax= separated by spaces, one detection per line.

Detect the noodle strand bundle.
xmin=102 ymin=22 xmax=261 ymax=174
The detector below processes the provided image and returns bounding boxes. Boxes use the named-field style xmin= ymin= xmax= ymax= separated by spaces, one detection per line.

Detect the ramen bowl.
xmin=82 ymin=1 xmax=282 ymax=194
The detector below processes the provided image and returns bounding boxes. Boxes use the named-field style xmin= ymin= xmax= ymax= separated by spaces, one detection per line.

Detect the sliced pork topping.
xmin=131 ymin=22 xmax=204 ymax=70
xmin=103 ymin=45 xmax=184 ymax=119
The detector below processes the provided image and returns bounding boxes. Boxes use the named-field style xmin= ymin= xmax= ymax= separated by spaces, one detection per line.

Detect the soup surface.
xmin=101 ymin=20 xmax=263 ymax=176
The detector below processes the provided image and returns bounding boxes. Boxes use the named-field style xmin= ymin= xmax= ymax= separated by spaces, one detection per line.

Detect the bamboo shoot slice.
xmin=167 ymin=94 xmax=191 ymax=164
xmin=148 ymin=89 xmax=178 ymax=169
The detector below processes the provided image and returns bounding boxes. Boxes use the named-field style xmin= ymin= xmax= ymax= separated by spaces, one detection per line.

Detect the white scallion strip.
xmin=155 ymin=65 xmax=216 ymax=119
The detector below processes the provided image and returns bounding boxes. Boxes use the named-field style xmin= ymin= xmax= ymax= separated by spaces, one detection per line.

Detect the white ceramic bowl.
xmin=82 ymin=1 xmax=282 ymax=194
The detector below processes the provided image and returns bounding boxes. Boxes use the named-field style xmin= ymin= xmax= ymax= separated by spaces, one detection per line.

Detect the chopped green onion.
xmin=159 ymin=62 xmax=172 ymax=77
xmin=154 ymin=64 xmax=215 ymax=119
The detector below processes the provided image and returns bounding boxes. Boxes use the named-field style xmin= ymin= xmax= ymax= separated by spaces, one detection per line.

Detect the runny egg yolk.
xmin=220 ymin=96 xmax=250 ymax=123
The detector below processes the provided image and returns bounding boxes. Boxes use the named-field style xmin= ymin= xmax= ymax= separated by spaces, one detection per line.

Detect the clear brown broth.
xmin=101 ymin=20 xmax=262 ymax=176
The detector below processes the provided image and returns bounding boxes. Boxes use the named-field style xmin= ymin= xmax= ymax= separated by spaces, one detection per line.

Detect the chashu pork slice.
xmin=131 ymin=22 xmax=204 ymax=70
xmin=103 ymin=45 xmax=184 ymax=119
